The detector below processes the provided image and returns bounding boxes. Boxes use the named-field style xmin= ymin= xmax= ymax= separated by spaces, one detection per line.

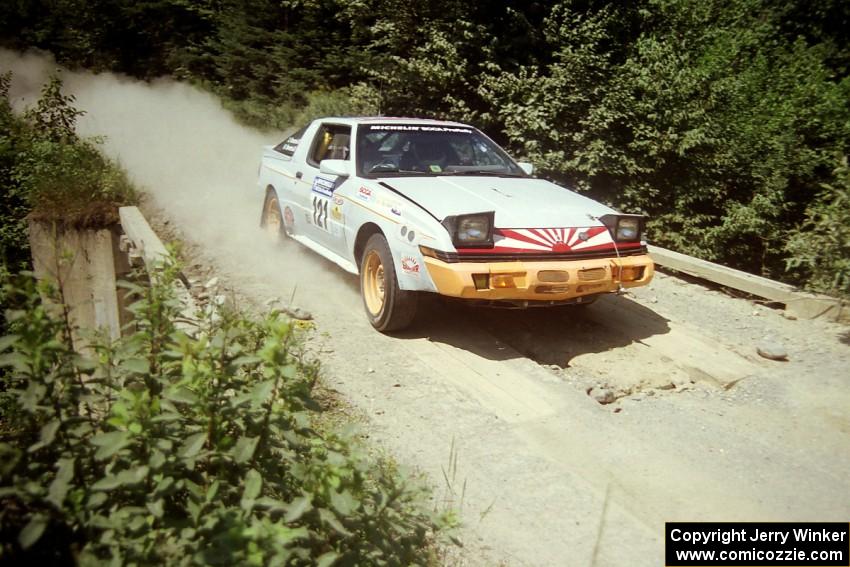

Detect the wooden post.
xmin=28 ymin=220 xmax=122 ymax=350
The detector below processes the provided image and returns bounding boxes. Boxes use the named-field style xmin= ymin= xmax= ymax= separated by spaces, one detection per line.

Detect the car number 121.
xmin=312 ymin=196 xmax=329 ymax=231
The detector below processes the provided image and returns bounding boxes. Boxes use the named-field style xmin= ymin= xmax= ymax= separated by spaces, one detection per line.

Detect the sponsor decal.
xmin=401 ymin=256 xmax=420 ymax=276
xmin=376 ymin=198 xmax=402 ymax=217
xmin=333 ymin=195 xmax=344 ymax=206
xmin=578 ymin=231 xmax=589 ymax=242
xmin=278 ymin=135 xmax=301 ymax=156
xmin=283 ymin=206 xmax=294 ymax=227
xmin=331 ymin=204 xmax=343 ymax=222
xmin=357 ymin=186 xmax=373 ymax=201
xmin=312 ymin=175 xmax=336 ymax=197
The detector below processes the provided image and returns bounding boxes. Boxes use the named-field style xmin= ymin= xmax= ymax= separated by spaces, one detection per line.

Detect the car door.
xmin=297 ymin=122 xmax=351 ymax=254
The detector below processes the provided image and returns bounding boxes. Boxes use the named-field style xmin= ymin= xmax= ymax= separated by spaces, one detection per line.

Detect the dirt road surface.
xmin=4 ymin=50 xmax=849 ymax=566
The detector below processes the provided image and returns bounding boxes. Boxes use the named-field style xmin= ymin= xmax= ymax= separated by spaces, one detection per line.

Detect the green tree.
xmin=0 ymin=72 xmax=30 ymax=282
xmin=785 ymin=156 xmax=850 ymax=297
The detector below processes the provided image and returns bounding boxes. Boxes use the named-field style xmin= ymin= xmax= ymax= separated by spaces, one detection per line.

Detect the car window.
xmin=355 ymin=123 xmax=524 ymax=177
xmin=273 ymin=125 xmax=308 ymax=157
xmin=308 ymin=124 xmax=352 ymax=166
xmin=448 ymin=137 xmax=507 ymax=167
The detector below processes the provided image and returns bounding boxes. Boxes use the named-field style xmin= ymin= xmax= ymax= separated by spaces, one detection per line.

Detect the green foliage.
xmin=13 ymin=135 xmax=138 ymax=226
xmin=0 ymin=260 xmax=448 ymax=565
xmin=24 ymin=75 xmax=85 ymax=143
xmin=0 ymin=72 xmax=30 ymax=282
xmin=294 ymin=84 xmax=383 ymax=125
xmin=0 ymin=0 xmax=213 ymax=78
xmin=216 ymin=84 xmax=383 ymax=132
xmin=785 ymin=157 xmax=850 ymax=297
xmin=169 ymin=0 xmax=374 ymax=131
xmin=16 ymin=74 xmax=138 ymax=226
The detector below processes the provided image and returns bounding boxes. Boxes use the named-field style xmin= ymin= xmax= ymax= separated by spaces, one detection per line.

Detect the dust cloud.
xmin=1 ymin=48 xmax=361 ymax=317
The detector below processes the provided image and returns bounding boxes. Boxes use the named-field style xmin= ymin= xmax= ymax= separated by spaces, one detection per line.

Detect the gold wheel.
xmin=359 ymin=233 xmax=418 ymax=332
xmin=362 ymin=250 xmax=386 ymax=316
xmin=264 ymin=196 xmax=282 ymax=237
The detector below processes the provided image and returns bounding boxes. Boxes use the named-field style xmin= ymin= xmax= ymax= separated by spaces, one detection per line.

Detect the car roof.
xmin=315 ymin=116 xmax=474 ymax=129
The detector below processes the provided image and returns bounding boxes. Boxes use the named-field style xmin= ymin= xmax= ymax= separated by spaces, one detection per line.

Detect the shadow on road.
xmin=394 ymin=293 xmax=671 ymax=368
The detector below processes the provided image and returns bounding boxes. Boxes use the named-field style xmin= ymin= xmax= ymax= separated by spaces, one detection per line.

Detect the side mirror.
xmin=319 ymin=159 xmax=351 ymax=177
xmin=517 ymin=162 xmax=534 ymax=176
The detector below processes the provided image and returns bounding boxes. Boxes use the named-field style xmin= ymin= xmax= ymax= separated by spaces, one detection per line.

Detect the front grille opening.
xmin=578 ymin=267 xmax=606 ymax=281
xmin=538 ymin=270 xmax=569 ymax=283
xmin=534 ymin=284 xmax=571 ymax=294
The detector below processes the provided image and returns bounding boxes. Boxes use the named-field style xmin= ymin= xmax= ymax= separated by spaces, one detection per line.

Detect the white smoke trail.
xmin=1 ymin=48 xmax=363 ymax=320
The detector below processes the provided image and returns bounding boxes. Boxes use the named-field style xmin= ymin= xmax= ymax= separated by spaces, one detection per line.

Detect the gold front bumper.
xmin=423 ymin=254 xmax=654 ymax=300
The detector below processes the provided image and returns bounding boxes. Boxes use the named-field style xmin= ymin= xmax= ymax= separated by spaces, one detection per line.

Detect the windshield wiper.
xmin=442 ymin=170 xmax=523 ymax=177
xmin=368 ymin=163 xmax=400 ymax=173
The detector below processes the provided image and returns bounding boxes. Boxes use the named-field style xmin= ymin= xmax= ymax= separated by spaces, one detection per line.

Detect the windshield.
xmin=355 ymin=123 xmax=526 ymax=178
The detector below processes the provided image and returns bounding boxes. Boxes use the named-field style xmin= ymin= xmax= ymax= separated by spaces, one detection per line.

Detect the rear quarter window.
xmin=274 ymin=125 xmax=308 ymax=157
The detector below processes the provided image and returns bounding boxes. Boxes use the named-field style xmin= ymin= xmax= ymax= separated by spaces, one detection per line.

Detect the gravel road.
xmin=4 ymin=49 xmax=849 ymax=567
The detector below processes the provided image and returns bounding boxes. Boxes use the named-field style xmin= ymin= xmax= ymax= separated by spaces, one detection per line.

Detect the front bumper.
xmin=422 ymin=254 xmax=654 ymax=301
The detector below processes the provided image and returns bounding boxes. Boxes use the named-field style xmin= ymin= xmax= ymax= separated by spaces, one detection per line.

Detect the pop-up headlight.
xmin=598 ymin=214 xmax=645 ymax=243
xmin=442 ymin=211 xmax=495 ymax=248
xmin=616 ymin=217 xmax=640 ymax=240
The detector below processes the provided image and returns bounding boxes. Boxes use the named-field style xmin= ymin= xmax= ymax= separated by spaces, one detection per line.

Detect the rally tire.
xmin=360 ymin=234 xmax=418 ymax=332
xmin=260 ymin=188 xmax=287 ymax=242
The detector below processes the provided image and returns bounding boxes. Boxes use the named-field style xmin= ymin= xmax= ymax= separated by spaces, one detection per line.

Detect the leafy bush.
xmin=217 ymin=93 xmax=301 ymax=133
xmin=15 ymin=75 xmax=138 ymax=227
xmin=14 ymin=135 xmax=138 ymax=227
xmin=0 ymin=260 xmax=447 ymax=565
xmin=0 ymin=72 xmax=31 ymax=282
xmin=785 ymin=156 xmax=850 ymax=298
xmin=294 ymin=85 xmax=383 ymax=126
xmin=210 ymin=83 xmax=382 ymax=133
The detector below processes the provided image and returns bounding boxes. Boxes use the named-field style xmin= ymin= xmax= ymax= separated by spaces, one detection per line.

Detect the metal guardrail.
xmin=648 ymin=245 xmax=847 ymax=322
xmin=118 ymin=206 xmax=197 ymax=322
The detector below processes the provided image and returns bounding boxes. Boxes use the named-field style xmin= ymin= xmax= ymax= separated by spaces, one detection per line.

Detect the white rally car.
xmin=258 ymin=117 xmax=654 ymax=331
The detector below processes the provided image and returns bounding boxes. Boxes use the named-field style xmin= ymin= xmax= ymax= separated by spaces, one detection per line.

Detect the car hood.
xmin=377 ymin=176 xmax=616 ymax=228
